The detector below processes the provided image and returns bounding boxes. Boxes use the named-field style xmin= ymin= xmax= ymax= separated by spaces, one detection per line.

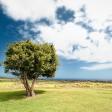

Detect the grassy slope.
xmin=0 ymin=80 xmax=112 ymax=112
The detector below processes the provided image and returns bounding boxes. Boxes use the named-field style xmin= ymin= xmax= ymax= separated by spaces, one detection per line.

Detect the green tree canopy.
xmin=4 ymin=40 xmax=58 ymax=96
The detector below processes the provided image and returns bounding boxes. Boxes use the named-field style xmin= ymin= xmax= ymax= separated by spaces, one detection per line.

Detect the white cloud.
xmin=81 ymin=63 xmax=112 ymax=71
xmin=1 ymin=0 xmax=112 ymax=27
xmin=0 ymin=0 xmax=57 ymax=21
xmin=57 ymin=0 xmax=112 ymax=29
xmin=1 ymin=0 xmax=112 ymax=70
xmin=37 ymin=23 xmax=112 ymax=63
xmin=1 ymin=0 xmax=112 ymax=29
xmin=38 ymin=22 xmax=88 ymax=59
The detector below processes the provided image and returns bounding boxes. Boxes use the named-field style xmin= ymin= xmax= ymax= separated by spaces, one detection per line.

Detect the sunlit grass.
xmin=0 ymin=79 xmax=112 ymax=112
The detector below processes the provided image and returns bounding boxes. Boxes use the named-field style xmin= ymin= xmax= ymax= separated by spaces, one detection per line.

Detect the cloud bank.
xmin=1 ymin=0 xmax=112 ymax=70
xmin=0 ymin=0 xmax=57 ymax=21
xmin=81 ymin=63 xmax=112 ymax=71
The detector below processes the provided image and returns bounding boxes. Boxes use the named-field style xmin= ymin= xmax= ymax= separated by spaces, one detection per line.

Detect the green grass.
xmin=0 ymin=80 xmax=112 ymax=112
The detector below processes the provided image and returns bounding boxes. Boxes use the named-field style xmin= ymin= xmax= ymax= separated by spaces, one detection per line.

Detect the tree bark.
xmin=21 ymin=74 xmax=36 ymax=97
xmin=26 ymin=79 xmax=36 ymax=97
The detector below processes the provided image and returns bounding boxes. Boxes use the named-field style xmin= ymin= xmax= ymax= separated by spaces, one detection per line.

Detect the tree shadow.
xmin=0 ymin=90 xmax=46 ymax=102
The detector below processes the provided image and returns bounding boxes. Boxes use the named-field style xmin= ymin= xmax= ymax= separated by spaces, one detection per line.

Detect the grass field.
xmin=0 ymin=79 xmax=112 ymax=112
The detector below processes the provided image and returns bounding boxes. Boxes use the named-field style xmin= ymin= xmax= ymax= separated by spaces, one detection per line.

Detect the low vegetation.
xmin=0 ymin=79 xmax=112 ymax=112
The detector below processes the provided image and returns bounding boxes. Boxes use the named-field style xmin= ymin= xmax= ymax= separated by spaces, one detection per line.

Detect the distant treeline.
xmin=0 ymin=77 xmax=112 ymax=83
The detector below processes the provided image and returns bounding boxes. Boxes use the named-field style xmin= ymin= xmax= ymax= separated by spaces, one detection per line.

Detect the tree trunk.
xmin=21 ymin=75 xmax=36 ymax=97
xmin=26 ymin=79 xmax=36 ymax=97
xmin=27 ymin=89 xmax=35 ymax=96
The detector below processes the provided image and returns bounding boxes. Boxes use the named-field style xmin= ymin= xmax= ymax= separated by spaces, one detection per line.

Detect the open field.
xmin=0 ymin=79 xmax=112 ymax=112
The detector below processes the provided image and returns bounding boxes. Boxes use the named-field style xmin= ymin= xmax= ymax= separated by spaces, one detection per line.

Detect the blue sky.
xmin=0 ymin=0 xmax=112 ymax=80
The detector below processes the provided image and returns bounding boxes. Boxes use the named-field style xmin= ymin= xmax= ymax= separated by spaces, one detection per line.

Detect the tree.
xmin=4 ymin=40 xmax=58 ymax=97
